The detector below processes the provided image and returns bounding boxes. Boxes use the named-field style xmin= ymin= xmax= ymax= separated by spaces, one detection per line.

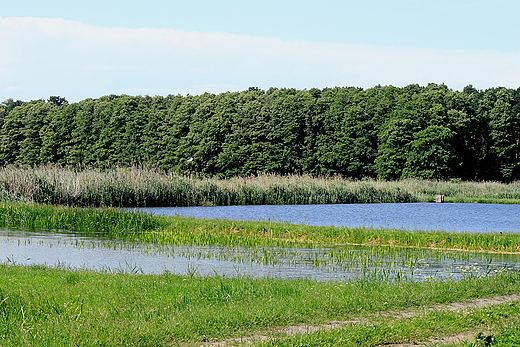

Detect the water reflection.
xmin=1 ymin=229 xmax=519 ymax=281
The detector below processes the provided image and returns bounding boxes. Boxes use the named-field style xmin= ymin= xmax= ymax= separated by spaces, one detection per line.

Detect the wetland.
xmin=2 ymin=86 xmax=520 ymax=344
xmin=1 ymin=201 xmax=519 ymax=346
xmin=2 ymin=228 xmax=519 ymax=281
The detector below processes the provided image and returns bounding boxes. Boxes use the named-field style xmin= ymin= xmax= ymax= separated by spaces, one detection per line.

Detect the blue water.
xmin=2 ymin=203 xmax=518 ymax=280
xmin=2 ymin=229 xmax=519 ymax=280
xmin=137 ymin=203 xmax=520 ymax=233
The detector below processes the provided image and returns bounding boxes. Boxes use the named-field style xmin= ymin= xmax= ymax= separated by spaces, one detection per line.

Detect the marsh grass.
xmin=133 ymin=215 xmax=520 ymax=254
xmin=1 ymin=203 xmax=520 ymax=254
xmin=0 ymin=202 xmax=160 ymax=234
xmin=5 ymin=230 xmax=513 ymax=281
xmin=395 ymin=179 xmax=520 ymax=203
xmin=1 ymin=201 xmax=519 ymax=345
xmin=0 ymin=264 xmax=519 ymax=346
xmin=4 ymin=165 xmax=519 ymax=207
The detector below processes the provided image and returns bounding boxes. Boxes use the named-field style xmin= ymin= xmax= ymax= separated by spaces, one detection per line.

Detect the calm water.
xmin=1 ymin=229 xmax=519 ymax=281
xmin=3 ymin=203 xmax=519 ymax=280
xmin=137 ymin=203 xmax=520 ymax=233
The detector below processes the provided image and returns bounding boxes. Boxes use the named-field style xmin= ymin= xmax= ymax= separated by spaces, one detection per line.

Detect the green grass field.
xmin=1 ymin=265 xmax=519 ymax=346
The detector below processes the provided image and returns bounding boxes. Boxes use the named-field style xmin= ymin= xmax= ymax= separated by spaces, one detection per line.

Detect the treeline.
xmin=0 ymin=84 xmax=519 ymax=181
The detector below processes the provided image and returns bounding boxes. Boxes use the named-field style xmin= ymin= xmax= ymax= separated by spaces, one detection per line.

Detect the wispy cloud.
xmin=0 ymin=17 xmax=519 ymax=101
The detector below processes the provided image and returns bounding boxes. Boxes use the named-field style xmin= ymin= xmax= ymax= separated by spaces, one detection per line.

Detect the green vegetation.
xmin=0 ymin=203 xmax=518 ymax=345
xmin=455 ymin=317 xmax=520 ymax=347
xmin=2 ymin=82 xmax=520 ymax=345
xmin=255 ymin=302 xmax=520 ymax=346
xmin=2 ymin=84 xmax=520 ymax=181
xmin=1 ymin=203 xmax=520 ymax=254
xmin=1 ymin=166 xmax=520 ymax=207
xmin=0 ymin=202 xmax=159 ymax=233
xmin=0 ymin=264 xmax=519 ymax=346
xmin=152 ymin=217 xmax=520 ymax=253
xmin=0 ymin=165 xmax=418 ymax=207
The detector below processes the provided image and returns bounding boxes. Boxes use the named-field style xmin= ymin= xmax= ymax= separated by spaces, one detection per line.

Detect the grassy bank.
xmin=0 ymin=264 xmax=519 ymax=346
xmin=0 ymin=203 xmax=159 ymax=233
xmin=1 ymin=202 xmax=520 ymax=254
xmin=1 ymin=165 xmax=520 ymax=207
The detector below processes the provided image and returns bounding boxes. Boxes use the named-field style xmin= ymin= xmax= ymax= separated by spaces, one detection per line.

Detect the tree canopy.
xmin=1 ymin=84 xmax=519 ymax=181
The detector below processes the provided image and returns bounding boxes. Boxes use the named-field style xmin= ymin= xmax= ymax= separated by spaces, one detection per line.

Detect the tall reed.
xmin=0 ymin=165 xmax=518 ymax=207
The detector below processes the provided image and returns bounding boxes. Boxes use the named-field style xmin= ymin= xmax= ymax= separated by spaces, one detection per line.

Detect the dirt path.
xmin=206 ymin=293 xmax=520 ymax=347
xmin=385 ymin=330 xmax=486 ymax=347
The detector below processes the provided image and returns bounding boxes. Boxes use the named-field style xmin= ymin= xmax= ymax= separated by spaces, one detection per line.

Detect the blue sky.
xmin=1 ymin=0 xmax=519 ymax=102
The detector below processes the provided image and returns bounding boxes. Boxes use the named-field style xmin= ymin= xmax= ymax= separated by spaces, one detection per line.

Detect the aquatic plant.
xmin=1 ymin=165 xmax=520 ymax=207
xmin=0 ymin=165 xmax=434 ymax=207
xmin=1 ymin=202 xmax=519 ymax=254
xmin=0 ymin=202 xmax=160 ymax=234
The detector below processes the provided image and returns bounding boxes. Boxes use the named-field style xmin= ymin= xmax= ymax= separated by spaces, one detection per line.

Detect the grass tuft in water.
xmin=0 ymin=202 xmax=160 ymax=234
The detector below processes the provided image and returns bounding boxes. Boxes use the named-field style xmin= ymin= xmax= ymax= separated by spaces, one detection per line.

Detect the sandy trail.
xmin=206 ymin=293 xmax=520 ymax=346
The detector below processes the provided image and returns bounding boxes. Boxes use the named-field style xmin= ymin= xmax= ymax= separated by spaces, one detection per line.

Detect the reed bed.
xmin=1 ymin=165 xmax=520 ymax=207
xmin=393 ymin=178 xmax=520 ymax=203
xmin=0 ymin=165 xmax=415 ymax=207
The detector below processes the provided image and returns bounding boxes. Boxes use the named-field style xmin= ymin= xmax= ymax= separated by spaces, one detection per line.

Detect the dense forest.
xmin=0 ymin=83 xmax=519 ymax=181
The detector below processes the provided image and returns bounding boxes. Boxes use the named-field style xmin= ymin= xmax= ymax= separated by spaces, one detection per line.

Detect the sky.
xmin=1 ymin=0 xmax=520 ymax=102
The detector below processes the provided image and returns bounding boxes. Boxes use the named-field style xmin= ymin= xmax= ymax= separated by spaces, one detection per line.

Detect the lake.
xmin=2 ymin=202 xmax=519 ymax=281
xmin=2 ymin=228 xmax=519 ymax=281
xmin=136 ymin=202 xmax=520 ymax=233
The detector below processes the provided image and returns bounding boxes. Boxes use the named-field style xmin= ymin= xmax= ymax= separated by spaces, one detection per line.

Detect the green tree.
xmin=47 ymin=96 xmax=68 ymax=107
xmin=39 ymin=103 xmax=75 ymax=164
xmin=487 ymin=88 xmax=520 ymax=180
xmin=0 ymin=105 xmax=25 ymax=164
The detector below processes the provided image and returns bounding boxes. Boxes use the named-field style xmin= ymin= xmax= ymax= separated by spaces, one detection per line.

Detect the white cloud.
xmin=0 ymin=16 xmax=519 ymax=102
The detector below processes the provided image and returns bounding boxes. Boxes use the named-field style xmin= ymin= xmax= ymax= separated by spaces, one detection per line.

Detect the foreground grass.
xmin=455 ymin=316 xmax=520 ymax=347
xmin=1 ymin=202 xmax=520 ymax=254
xmin=1 ymin=165 xmax=520 ymax=207
xmin=1 ymin=265 xmax=519 ymax=346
